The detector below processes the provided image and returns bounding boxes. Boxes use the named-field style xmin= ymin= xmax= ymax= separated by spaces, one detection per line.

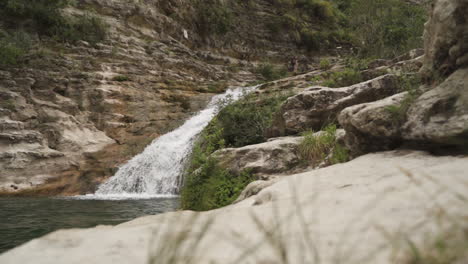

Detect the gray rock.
xmin=339 ymin=93 xmax=408 ymax=156
xmin=213 ymin=136 xmax=304 ymax=178
xmin=233 ymin=179 xmax=279 ymax=203
xmin=420 ymin=0 xmax=468 ymax=78
xmin=267 ymin=74 xmax=399 ymax=137
xmin=403 ymin=68 xmax=468 ymax=146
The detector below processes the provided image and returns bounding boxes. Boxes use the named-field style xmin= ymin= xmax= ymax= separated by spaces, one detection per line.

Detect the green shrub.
xmin=0 ymin=40 xmax=26 ymax=66
xmin=298 ymin=124 xmax=349 ymax=166
xmin=181 ymin=157 xmax=254 ymax=211
xmin=112 ymin=75 xmax=130 ymax=82
xmin=216 ymin=92 xmax=292 ymax=147
xmin=0 ymin=31 xmax=33 ymax=66
xmin=322 ymin=68 xmax=363 ymax=88
xmin=195 ymin=0 xmax=232 ymax=36
xmin=299 ymin=29 xmax=323 ymax=51
xmin=255 ymin=63 xmax=288 ymax=81
xmin=180 ymin=119 xmax=255 ymax=211
xmin=346 ymin=0 xmax=427 ymax=58
xmin=59 ymin=13 xmax=108 ymax=44
xmin=319 ymin=58 xmax=332 ymax=70
xmin=0 ymin=0 xmax=107 ymax=45
xmin=180 ymin=92 xmax=294 ymax=210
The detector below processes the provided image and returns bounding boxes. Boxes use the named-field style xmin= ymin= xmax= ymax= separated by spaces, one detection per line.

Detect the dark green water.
xmin=0 ymin=197 xmax=178 ymax=254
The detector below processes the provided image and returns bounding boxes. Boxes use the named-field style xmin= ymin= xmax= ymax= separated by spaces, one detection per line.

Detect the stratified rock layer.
xmin=267 ymin=74 xmax=399 ymax=137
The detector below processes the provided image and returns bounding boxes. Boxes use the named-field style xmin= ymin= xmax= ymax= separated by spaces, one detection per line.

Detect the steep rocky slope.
xmin=1 ymin=0 xmax=330 ymax=194
xmin=1 ymin=0 xmax=467 ymax=263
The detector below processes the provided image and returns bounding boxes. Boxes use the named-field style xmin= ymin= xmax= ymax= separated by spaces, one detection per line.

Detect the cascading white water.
xmin=90 ymin=86 xmax=255 ymax=199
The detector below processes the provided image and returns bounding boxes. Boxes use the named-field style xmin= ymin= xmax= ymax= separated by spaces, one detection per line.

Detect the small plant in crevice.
xmin=298 ymin=124 xmax=349 ymax=166
xmin=385 ymin=74 xmax=422 ymax=124
xmin=112 ymin=75 xmax=130 ymax=82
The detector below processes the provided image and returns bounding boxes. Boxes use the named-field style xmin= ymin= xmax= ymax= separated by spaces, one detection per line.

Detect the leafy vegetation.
xmin=181 ymin=92 xmax=293 ymax=210
xmin=255 ymin=63 xmax=289 ymax=82
xmin=322 ymin=68 xmax=363 ymax=88
xmin=194 ymin=0 xmax=232 ymax=36
xmin=319 ymin=58 xmax=332 ymax=70
xmin=298 ymin=124 xmax=349 ymax=166
xmin=112 ymin=75 xmax=131 ymax=82
xmin=341 ymin=0 xmax=427 ymax=58
xmin=216 ymin=92 xmax=292 ymax=147
xmin=385 ymin=75 xmax=422 ymax=124
xmin=0 ymin=31 xmax=32 ymax=66
xmin=180 ymin=118 xmax=255 ymax=211
xmin=0 ymin=0 xmax=107 ymax=66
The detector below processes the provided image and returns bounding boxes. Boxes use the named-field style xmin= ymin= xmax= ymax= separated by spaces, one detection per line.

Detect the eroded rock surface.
xmin=213 ymin=136 xmax=304 ymax=178
xmin=420 ymin=0 xmax=468 ymax=78
xmin=403 ymin=68 xmax=468 ymax=147
xmin=267 ymin=74 xmax=399 ymax=137
xmin=339 ymin=92 xmax=408 ymax=156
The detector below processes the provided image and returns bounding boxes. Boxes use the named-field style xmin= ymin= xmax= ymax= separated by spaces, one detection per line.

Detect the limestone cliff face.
xmin=0 ymin=0 xmax=314 ymax=194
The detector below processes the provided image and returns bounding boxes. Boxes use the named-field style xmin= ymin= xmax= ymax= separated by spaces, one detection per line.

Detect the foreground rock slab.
xmin=2 ymin=150 xmax=467 ymax=264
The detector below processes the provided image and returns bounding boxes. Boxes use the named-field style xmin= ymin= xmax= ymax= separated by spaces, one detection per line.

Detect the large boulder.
xmin=420 ymin=0 xmax=468 ymax=78
xmin=403 ymin=68 xmax=468 ymax=147
xmin=267 ymin=74 xmax=399 ymax=137
xmin=213 ymin=136 xmax=304 ymax=179
xmin=339 ymin=93 xmax=408 ymax=156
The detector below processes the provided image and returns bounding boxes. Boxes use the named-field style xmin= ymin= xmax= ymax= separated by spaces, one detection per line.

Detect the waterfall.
xmin=88 ymin=86 xmax=255 ymax=199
